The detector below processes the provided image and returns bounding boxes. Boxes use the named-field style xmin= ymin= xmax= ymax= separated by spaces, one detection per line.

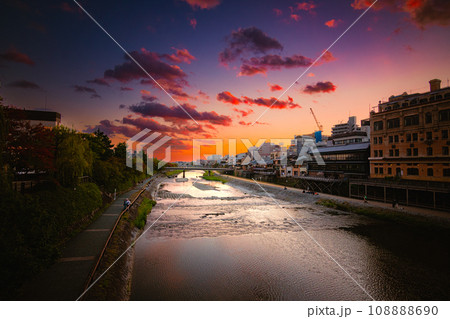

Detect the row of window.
xmin=373 ymin=167 xmax=450 ymax=177
xmin=373 ymin=109 xmax=450 ymax=131
xmin=373 ymin=130 xmax=449 ymax=144
xmin=374 ymin=146 xmax=449 ymax=157
xmin=382 ymin=93 xmax=450 ymax=111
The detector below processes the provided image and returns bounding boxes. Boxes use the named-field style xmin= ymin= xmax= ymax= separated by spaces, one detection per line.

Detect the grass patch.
xmin=316 ymin=198 xmax=449 ymax=231
xmin=202 ymin=172 xmax=227 ymax=184
xmin=165 ymin=169 xmax=183 ymax=177
xmin=133 ymin=198 xmax=157 ymax=229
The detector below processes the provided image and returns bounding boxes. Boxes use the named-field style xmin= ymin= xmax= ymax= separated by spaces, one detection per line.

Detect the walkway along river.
xmin=129 ymin=171 xmax=450 ymax=300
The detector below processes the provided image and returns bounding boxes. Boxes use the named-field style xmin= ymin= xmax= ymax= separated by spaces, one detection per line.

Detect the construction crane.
xmin=310 ymin=108 xmax=323 ymax=132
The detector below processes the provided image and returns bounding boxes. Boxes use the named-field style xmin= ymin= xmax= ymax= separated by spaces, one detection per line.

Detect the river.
xmin=130 ymin=171 xmax=450 ymax=300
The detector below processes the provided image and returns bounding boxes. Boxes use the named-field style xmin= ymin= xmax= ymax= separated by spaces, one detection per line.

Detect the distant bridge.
xmin=162 ymin=166 xmax=233 ymax=178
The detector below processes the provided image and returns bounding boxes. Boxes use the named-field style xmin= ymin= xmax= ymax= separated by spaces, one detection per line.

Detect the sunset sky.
xmin=1 ymin=0 xmax=450 ymax=161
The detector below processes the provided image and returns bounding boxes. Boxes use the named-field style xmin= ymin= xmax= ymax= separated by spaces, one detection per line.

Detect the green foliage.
xmin=202 ymin=172 xmax=227 ymax=183
xmin=0 ymin=182 xmax=102 ymax=298
xmin=56 ymin=133 xmax=93 ymax=187
xmin=114 ymin=142 xmax=126 ymax=159
xmin=85 ymin=129 xmax=114 ymax=160
xmin=165 ymin=169 xmax=183 ymax=177
xmin=133 ymin=198 xmax=157 ymax=229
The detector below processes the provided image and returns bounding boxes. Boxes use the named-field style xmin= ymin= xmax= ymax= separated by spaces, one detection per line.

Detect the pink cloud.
xmin=0 ymin=47 xmax=34 ymax=65
xmin=290 ymin=14 xmax=300 ymax=21
xmin=182 ymin=0 xmax=221 ymax=10
xmin=303 ymin=81 xmax=337 ymax=94
xmin=190 ymin=18 xmax=197 ymax=29
xmin=273 ymin=8 xmax=283 ymax=16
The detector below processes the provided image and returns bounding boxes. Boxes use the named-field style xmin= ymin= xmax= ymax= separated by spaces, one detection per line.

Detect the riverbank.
xmin=218 ymin=173 xmax=450 ymax=230
xmin=83 ymin=175 xmax=164 ymax=300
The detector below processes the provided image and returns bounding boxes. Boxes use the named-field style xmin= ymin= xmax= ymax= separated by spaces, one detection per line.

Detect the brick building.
xmin=369 ymin=79 xmax=450 ymax=182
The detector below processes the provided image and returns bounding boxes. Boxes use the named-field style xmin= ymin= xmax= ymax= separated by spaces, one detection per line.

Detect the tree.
xmin=56 ymin=133 xmax=93 ymax=187
xmin=85 ymin=129 xmax=113 ymax=161
xmin=4 ymin=107 xmax=55 ymax=177
xmin=0 ymin=98 xmax=8 ymax=189
xmin=114 ymin=142 xmax=127 ymax=159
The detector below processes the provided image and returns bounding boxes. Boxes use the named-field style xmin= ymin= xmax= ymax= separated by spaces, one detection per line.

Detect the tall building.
xmin=331 ymin=116 xmax=358 ymax=136
xmin=369 ymin=79 xmax=450 ymax=182
xmin=330 ymin=116 xmax=369 ymax=145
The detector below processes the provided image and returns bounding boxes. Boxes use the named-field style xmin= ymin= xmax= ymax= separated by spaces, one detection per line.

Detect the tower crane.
xmin=310 ymin=108 xmax=323 ymax=132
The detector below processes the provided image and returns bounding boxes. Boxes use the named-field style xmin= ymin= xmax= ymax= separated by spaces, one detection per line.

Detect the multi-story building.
xmin=369 ymin=79 xmax=450 ymax=182
xmin=331 ymin=116 xmax=358 ymax=136
xmin=307 ymin=142 xmax=370 ymax=179
xmin=7 ymin=109 xmax=61 ymax=128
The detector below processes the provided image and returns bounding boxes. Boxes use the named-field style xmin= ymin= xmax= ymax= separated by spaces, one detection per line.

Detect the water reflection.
xmin=130 ymin=171 xmax=450 ymax=300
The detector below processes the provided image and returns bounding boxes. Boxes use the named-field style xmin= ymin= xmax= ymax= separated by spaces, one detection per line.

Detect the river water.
xmin=130 ymin=171 xmax=450 ymax=300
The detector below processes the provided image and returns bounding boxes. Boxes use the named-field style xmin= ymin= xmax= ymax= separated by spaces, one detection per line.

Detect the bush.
xmin=133 ymin=198 xmax=157 ymax=229
xmin=202 ymin=172 xmax=227 ymax=184
xmin=0 ymin=182 xmax=102 ymax=298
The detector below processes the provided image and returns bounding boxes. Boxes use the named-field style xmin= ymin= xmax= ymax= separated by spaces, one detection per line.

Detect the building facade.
xmin=7 ymin=109 xmax=61 ymax=128
xmin=307 ymin=143 xmax=370 ymax=179
xmin=369 ymin=79 xmax=450 ymax=182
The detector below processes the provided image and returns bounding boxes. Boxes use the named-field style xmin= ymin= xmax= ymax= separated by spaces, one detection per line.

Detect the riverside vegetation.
xmin=202 ymin=172 xmax=227 ymax=183
xmin=0 ymin=103 xmax=164 ymax=299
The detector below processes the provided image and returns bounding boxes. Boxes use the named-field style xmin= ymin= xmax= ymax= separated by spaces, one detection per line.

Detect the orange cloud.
xmin=325 ymin=19 xmax=342 ymax=28
xmin=268 ymin=83 xmax=283 ymax=91
xmin=217 ymin=91 xmax=241 ymax=105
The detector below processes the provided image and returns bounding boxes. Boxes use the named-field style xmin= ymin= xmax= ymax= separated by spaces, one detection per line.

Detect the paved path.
xmin=221 ymin=174 xmax=450 ymax=221
xmin=19 ymin=178 xmax=151 ymax=300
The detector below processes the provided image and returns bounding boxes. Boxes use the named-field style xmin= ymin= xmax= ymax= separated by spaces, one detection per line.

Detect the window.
xmin=394 ymin=135 xmax=399 ymax=143
xmin=379 ymin=150 xmax=383 ymax=157
xmin=374 ymin=167 xmax=378 ymax=174
xmin=389 ymin=136 xmax=393 ymax=143
xmin=444 ymin=169 xmax=450 ymax=177
xmin=407 ymin=148 xmax=411 ymax=156
xmin=413 ymin=148 xmax=418 ymax=156
xmin=413 ymin=133 xmax=418 ymax=141
xmin=425 ymin=112 xmax=432 ymax=124
xmin=387 ymin=118 xmax=400 ymax=129
xmin=395 ymin=149 xmax=399 ymax=156
xmin=426 ymin=132 xmax=432 ymax=140
xmin=439 ymin=109 xmax=450 ymax=122
xmin=378 ymin=137 xmax=383 ymax=144
xmin=389 ymin=149 xmax=393 ymax=157
xmin=374 ymin=150 xmax=378 ymax=157
xmin=379 ymin=167 xmax=384 ymax=174
xmin=404 ymin=114 xmax=419 ymax=126
xmin=427 ymin=147 xmax=433 ymax=156
xmin=427 ymin=168 xmax=433 ymax=176
xmin=374 ymin=121 xmax=383 ymax=131
xmin=373 ymin=137 xmax=378 ymax=145
xmin=443 ymin=146 xmax=449 ymax=155
xmin=442 ymin=130 xmax=449 ymax=139
xmin=388 ymin=167 xmax=392 ymax=175
xmin=407 ymin=168 xmax=419 ymax=175
xmin=406 ymin=134 xmax=411 ymax=142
